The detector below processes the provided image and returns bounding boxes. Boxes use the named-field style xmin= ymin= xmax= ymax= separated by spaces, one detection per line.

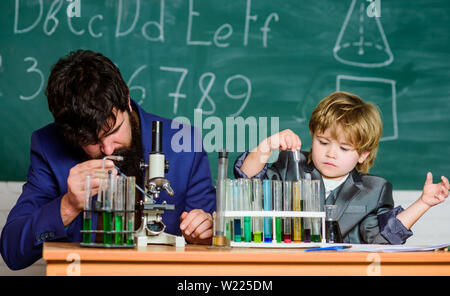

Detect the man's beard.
xmin=95 ymin=111 xmax=143 ymax=184
xmin=92 ymin=111 xmax=144 ymax=231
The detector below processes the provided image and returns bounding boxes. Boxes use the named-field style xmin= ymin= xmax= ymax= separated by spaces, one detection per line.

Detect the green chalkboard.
xmin=1 ymin=0 xmax=449 ymax=190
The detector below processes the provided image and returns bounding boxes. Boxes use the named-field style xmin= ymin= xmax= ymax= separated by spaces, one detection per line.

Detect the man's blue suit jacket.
xmin=0 ymin=100 xmax=216 ymax=270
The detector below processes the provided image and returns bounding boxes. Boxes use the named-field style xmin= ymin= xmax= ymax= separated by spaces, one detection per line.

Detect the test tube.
xmin=214 ymin=151 xmax=228 ymax=246
xmin=325 ymin=205 xmax=343 ymax=243
xmin=251 ymin=179 xmax=263 ymax=243
xmin=232 ymin=179 xmax=242 ymax=242
xmin=292 ymin=180 xmax=302 ymax=242
xmin=272 ymin=180 xmax=283 ymax=243
xmin=262 ymin=179 xmax=272 ymax=243
xmin=241 ymin=179 xmax=252 ymax=242
xmin=82 ymin=174 xmax=92 ymax=244
xmin=114 ymin=175 xmax=125 ymax=245
xmin=214 ymin=178 xmax=227 ymax=245
xmin=311 ymin=180 xmax=322 ymax=242
xmin=103 ymin=170 xmax=114 ymax=245
xmin=225 ymin=179 xmax=233 ymax=242
xmin=283 ymin=181 xmax=292 ymax=243
xmin=125 ymin=176 xmax=136 ymax=245
xmin=302 ymin=174 xmax=312 ymax=243
xmin=292 ymin=150 xmax=301 ymax=181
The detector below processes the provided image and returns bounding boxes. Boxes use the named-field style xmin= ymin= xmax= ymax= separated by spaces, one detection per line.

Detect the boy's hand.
xmin=420 ymin=172 xmax=450 ymax=207
xmin=242 ymin=129 xmax=302 ymax=178
xmin=258 ymin=129 xmax=302 ymax=154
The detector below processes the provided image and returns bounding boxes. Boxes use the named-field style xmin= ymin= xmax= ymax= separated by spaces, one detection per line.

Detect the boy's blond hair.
xmin=308 ymin=91 xmax=382 ymax=174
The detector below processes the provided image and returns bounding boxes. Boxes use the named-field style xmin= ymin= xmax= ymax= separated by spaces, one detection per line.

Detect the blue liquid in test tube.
xmin=263 ymin=179 xmax=272 ymax=243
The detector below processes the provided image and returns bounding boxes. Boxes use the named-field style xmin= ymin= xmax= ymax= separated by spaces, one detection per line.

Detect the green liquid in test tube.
xmin=82 ymin=218 xmax=92 ymax=243
xmin=114 ymin=216 xmax=123 ymax=245
xmin=126 ymin=177 xmax=136 ymax=246
xmin=252 ymin=179 xmax=263 ymax=243
xmin=126 ymin=220 xmax=134 ymax=245
xmin=241 ymin=179 xmax=252 ymax=242
xmin=103 ymin=171 xmax=114 ymax=245
xmin=103 ymin=212 xmax=113 ymax=245
xmin=82 ymin=174 xmax=92 ymax=244
xmin=114 ymin=175 xmax=125 ymax=245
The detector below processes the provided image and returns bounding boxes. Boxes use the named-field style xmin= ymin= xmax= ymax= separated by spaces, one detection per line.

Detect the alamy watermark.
xmin=171 ymin=109 xmax=280 ymax=162
xmin=67 ymin=0 xmax=81 ymax=18
xmin=66 ymin=252 xmax=81 ymax=276
xmin=366 ymin=253 xmax=381 ymax=276
xmin=366 ymin=0 xmax=381 ymax=18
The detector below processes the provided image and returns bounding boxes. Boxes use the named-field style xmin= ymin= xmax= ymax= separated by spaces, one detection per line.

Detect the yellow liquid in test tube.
xmin=293 ymin=181 xmax=302 ymax=242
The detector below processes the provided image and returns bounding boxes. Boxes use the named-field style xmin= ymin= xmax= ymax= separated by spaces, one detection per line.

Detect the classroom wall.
xmin=1 ymin=181 xmax=448 ymax=276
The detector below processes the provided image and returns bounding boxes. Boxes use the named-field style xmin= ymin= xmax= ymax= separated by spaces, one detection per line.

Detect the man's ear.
xmin=358 ymin=151 xmax=371 ymax=164
xmin=128 ymin=96 xmax=132 ymax=112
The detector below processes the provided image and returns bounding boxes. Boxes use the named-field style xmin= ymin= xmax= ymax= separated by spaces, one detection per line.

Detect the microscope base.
xmin=136 ymin=232 xmax=186 ymax=248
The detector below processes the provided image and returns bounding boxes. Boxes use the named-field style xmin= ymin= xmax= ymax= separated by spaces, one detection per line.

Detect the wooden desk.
xmin=43 ymin=242 xmax=450 ymax=276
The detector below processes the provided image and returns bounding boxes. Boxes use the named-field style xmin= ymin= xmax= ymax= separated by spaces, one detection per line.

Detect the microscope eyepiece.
xmin=152 ymin=121 xmax=163 ymax=153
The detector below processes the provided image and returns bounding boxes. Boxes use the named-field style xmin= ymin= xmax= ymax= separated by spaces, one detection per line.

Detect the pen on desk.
xmin=304 ymin=246 xmax=350 ymax=252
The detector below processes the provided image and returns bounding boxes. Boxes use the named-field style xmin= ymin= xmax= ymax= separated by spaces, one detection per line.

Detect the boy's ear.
xmin=358 ymin=151 xmax=371 ymax=164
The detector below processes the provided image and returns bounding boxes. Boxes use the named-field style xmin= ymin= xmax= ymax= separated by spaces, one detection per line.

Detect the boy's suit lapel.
xmin=334 ymin=169 xmax=362 ymax=221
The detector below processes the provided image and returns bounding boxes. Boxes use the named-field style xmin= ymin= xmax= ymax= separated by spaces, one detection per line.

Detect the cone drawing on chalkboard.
xmin=333 ymin=0 xmax=393 ymax=68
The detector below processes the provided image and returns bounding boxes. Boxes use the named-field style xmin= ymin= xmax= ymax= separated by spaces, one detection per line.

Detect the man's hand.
xmin=179 ymin=209 xmax=213 ymax=244
xmin=420 ymin=172 xmax=450 ymax=207
xmin=60 ymin=159 xmax=116 ymax=226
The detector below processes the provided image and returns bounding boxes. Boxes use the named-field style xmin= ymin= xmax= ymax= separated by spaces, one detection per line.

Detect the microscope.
xmin=134 ymin=121 xmax=186 ymax=247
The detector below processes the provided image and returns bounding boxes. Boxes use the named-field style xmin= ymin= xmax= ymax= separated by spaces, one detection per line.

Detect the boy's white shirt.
xmin=322 ymin=174 xmax=349 ymax=200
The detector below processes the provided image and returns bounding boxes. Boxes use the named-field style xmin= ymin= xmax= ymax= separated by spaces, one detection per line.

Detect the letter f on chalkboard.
xmin=67 ymin=0 xmax=81 ymax=18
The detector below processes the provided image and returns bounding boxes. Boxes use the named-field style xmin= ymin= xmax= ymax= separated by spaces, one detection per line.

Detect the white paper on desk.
xmin=339 ymin=242 xmax=450 ymax=253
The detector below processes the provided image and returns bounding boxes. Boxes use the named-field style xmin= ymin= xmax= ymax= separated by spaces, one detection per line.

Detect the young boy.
xmin=234 ymin=91 xmax=449 ymax=244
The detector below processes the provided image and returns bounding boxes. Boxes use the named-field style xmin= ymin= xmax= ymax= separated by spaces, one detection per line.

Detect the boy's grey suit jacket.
xmin=264 ymin=150 xmax=394 ymax=244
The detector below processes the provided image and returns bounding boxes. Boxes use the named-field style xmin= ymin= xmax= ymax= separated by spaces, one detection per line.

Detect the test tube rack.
xmin=223 ymin=210 xmax=326 ymax=247
xmin=80 ymin=201 xmax=136 ymax=248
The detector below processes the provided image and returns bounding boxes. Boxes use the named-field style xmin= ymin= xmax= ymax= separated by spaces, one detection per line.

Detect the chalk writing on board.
xmin=127 ymin=65 xmax=148 ymax=105
xmin=195 ymin=73 xmax=252 ymax=117
xmin=19 ymin=57 xmax=44 ymax=101
xmin=14 ymin=0 xmax=279 ymax=48
xmin=14 ymin=0 xmax=43 ymax=34
xmin=336 ymin=75 xmax=398 ymax=141
xmin=160 ymin=66 xmax=252 ymax=117
xmin=333 ymin=0 xmax=393 ymax=68
xmin=196 ymin=72 xmax=216 ymax=115
xmin=160 ymin=66 xmax=189 ymax=114
xmin=224 ymin=75 xmax=252 ymax=117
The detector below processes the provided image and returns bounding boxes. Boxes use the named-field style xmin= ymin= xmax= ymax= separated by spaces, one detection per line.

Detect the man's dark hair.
xmin=46 ymin=49 xmax=130 ymax=147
